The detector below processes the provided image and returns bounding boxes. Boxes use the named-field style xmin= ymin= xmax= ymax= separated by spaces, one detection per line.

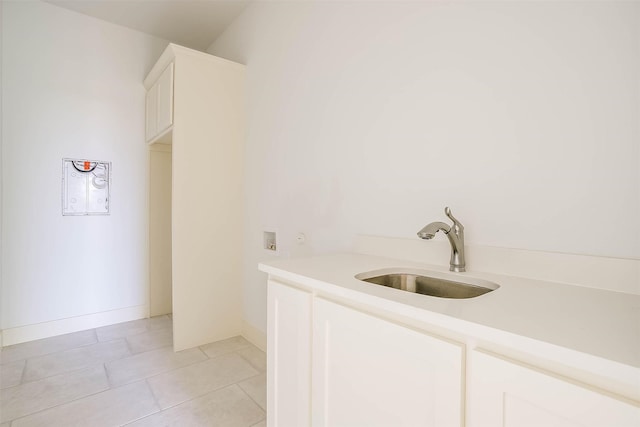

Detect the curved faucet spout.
xmin=416 ymin=207 xmax=466 ymax=272
xmin=416 ymin=222 xmax=450 ymax=240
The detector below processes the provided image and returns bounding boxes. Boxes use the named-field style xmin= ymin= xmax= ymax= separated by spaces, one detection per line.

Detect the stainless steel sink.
xmin=355 ymin=268 xmax=499 ymax=299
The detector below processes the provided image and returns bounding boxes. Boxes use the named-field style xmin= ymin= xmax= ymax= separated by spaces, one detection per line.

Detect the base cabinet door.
xmin=468 ymin=350 xmax=640 ymax=427
xmin=267 ymin=280 xmax=312 ymax=427
xmin=312 ymin=297 xmax=463 ymax=427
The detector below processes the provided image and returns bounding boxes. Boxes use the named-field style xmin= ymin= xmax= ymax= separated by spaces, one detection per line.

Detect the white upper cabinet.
xmin=145 ymin=82 xmax=158 ymax=143
xmin=467 ymin=350 xmax=640 ymax=427
xmin=145 ymin=62 xmax=174 ymax=144
xmin=155 ymin=63 xmax=174 ymax=137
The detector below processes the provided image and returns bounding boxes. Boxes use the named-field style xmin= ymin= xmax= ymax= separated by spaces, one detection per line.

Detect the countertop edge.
xmin=259 ymin=254 xmax=640 ymax=400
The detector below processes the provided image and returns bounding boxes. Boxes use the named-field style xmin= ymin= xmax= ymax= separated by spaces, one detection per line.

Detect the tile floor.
xmin=0 ymin=315 xmax=266 ymax=427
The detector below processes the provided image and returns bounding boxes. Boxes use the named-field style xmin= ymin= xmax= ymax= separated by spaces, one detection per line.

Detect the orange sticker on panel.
xmin=84 ymin=161 xmax=90 ymax=170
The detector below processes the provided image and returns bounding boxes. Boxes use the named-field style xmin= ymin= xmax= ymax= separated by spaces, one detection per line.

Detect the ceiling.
xmin=46 ymin=0 xmax=251 ymax=51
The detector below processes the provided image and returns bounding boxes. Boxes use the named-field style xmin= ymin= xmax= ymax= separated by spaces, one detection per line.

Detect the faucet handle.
xmin=445 ymin=207 xmax=464 ymax=230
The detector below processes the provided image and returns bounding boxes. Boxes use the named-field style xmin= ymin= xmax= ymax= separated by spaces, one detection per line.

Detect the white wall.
xmin=1 ymin=1 xmax=167 ymax=336
xmin=208 ymin=1 xmax=640 ymax=336
xmin=148 ymin=145 xmax=172 ymax=317
xmin=0 ymin=0 xmax=4 ymax=345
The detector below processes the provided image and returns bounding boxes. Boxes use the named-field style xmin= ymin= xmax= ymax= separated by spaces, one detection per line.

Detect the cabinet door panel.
xmin=468 ymin=350 xmax=640 ymax=427
xmin=267 ymin=280 xmax=311 ymax=427
xmin=145 ymin=83 xmax=157 ymax=142
xmin=156 ymin=62 xmax=174 ymax=135
xmin=312 ymin=298 xmax=463 ymax=427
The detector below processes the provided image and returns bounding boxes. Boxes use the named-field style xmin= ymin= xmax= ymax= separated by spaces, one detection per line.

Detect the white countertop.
xmin=259 ymin=253 xmax=640 ymax=373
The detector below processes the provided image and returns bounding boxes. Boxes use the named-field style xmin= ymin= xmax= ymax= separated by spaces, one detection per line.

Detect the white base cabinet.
xmin=468 ymin=350 xmax=640 ymax=427
xmin=267 ymin=280 xmax=312 ymax=427
xmin=312 ymin=297 xmax=463 ymax=427
xmin=263 ymin=260 xmax=640 ymax=427
xmin=267 ymin=279 xmax=463 ymax=427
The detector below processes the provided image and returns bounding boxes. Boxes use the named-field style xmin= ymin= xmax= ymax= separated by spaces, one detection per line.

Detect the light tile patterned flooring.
xmin=0 ymin=315 xmax=266 ymax=426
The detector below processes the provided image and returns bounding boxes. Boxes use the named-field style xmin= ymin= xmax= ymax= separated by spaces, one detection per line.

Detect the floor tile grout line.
xmin=148 ymin=350 xmax=210 ymax=379
xmin=195 ymin=346 xmax=207 ymax=359
xmin=0 ymin=313 xmax=167 ymax=361
xmin=103 ymin=338 xmax=188 ymax=383
xmin=97 ymin=322 xmax=173 ymax=344
xmin=2 ymin=324 xmax=229 ymax=368
xmin=200 ymin=344 xmax=252 ymax=359
xmin=2 ymin=326 xmax=268 ymax=426
xmin=5 ymin=377 xmax=157 ymax=425
xmin=140 ymin=348 xmax=263 ymax=412
xmin=122 ymin=335 xmax=135 ymax=356
xmin=10 ymin=340 xmax=134 ymax=388
xmin=0 ymin=334 xmax=99 ymax=367
xmin=117 ymin=381 xmax=161 ymax=426
xmin=0 ymin=318 xmax=172 ymax=420
xmin=103 ymin=362 xmax=115 ymax=389
xmin=0 ymin=321 xmax=168 ymax=367
xmin=16 ymin=358 xmax=27 ymax=386
xmin=119 ymin=411 xmax=154 ymax=427
xmin=10 ymin=344 xmax=134 ymax=390
xmin=144 ymin=378 xmax=163 ymax=410
xmin=1 ymin=361 xmax=110 ymax=394
xmin=95 ymin=314 xmax=171 ymax=342
xmin=237 ymin=380 xmax=267 ymax=412
xmin=106 ymin=350 xmax=211 ymax=389
xmin=147 ymin=379 xmax=261 ymax=414
xmin=121 ymin=376 xmax=174 ymax=427
xmin=2 ymin=377 xmax=112 ymax=425
xmin=107 ymin=338 xmax=174 ymax=361
xmin=142 ymin=315 xmax=170 ymax=335
xmin=3 ymin=339 xmax=258 ymax=392
xmin=0 ymin=333 xmax=97 ymax=357
xmin=236 ymin=350 xmax=266 ymax=373
xmin=5 ymin=379 xmax=265 ymax=423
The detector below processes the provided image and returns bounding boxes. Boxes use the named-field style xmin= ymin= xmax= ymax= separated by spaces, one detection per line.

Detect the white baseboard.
xmin=242 ymin=319 xmax=266 ymax=352
xmin=353 ymin=235 xmax=640 ymax=295
xmin=1 ymin=305 xmax=148 ymax=347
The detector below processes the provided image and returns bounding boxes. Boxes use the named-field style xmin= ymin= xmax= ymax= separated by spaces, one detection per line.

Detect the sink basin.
xmin=355 ymin=268 xmax=499 ymax=299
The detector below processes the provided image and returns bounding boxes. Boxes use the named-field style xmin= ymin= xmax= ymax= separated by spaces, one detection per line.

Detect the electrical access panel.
xmin=62 ymin=158 xmax=111 ymax=215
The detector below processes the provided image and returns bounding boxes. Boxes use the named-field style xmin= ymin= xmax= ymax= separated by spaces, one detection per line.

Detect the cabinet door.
xmin=267 ymin=280 xmax=312 ymax=427
xmin=468 ymin=350 xmax=640 ymax=427
xmin=312 ymin=298 xmax=463 ymax=427
xmin=156 ymin=62 xmax=174 ymax=136
xmin=145 ymin=83 xmax=157 ymax=142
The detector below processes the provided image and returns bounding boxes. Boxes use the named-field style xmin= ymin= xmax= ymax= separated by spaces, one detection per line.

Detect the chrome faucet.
xmin=417 ymin=207 xmax=466 ymax=272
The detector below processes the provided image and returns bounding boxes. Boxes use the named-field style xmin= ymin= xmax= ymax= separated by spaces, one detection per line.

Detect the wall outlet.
xmin=296 ymin=233 xmax=306 ymax=244
xmin=264 ymin=231 xmax=277 ymax=251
